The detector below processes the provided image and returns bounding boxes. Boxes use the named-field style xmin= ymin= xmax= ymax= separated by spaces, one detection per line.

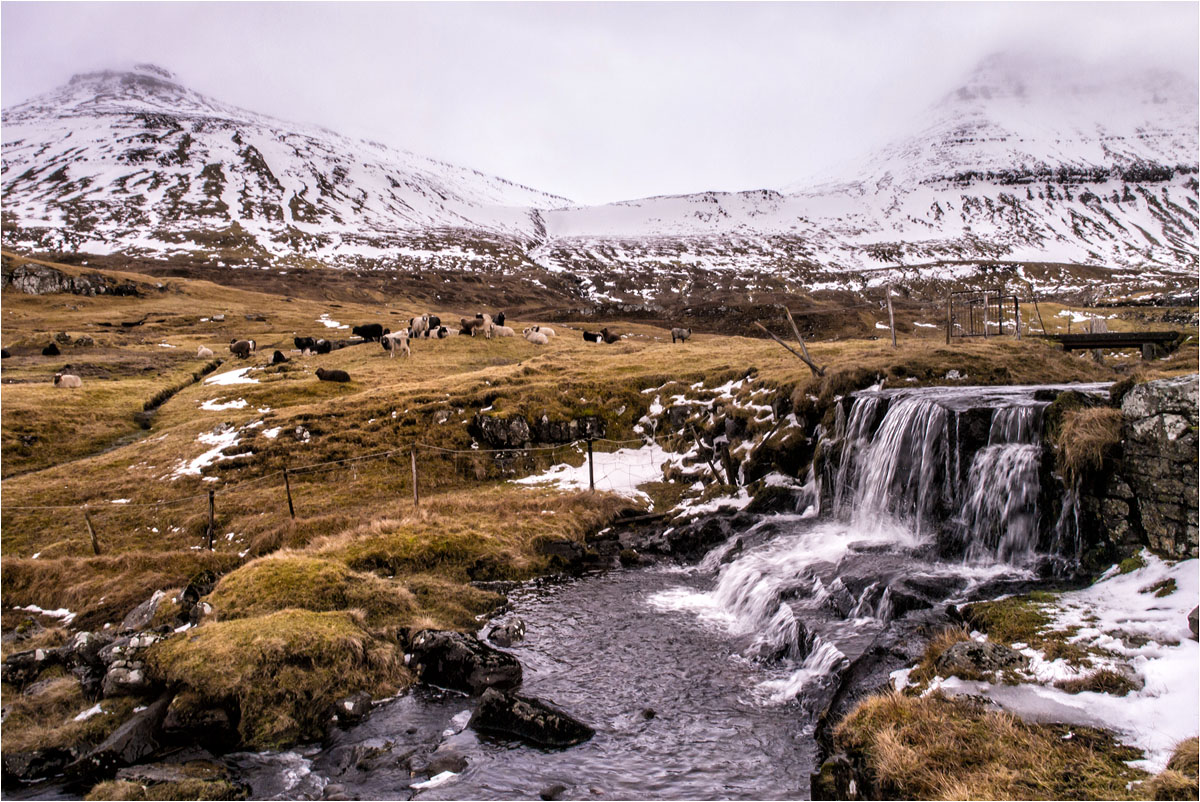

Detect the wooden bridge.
xmin=1038 ymin=330 xmax=1184 ymax=358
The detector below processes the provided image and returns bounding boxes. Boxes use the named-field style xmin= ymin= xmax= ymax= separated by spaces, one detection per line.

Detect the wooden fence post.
xmin=587 ymin=439 xmax=595 ymax=492
xmin=410 ymin=446 xmax=419 ymax=507
xmin=886 ymin=285 xmax=897 ymax=348
xmin=719 ymin=441 xmax=739 ymax=489
xmin=207 ymin=490 xmax=215 ymax=550
xmin=84 ymin=512 xmax=101 ymax=556
xmin=982 ymin=292 xmax=990 ymax=338
xmin=1014 ymin=296 xmax=1022 ymax=340
xmin=283 ymin=467 xmax=295 ymax=519
xmin=690 ymin=423 xmax=726 ymax=485
xmin=946 ymin=294 xmax=952 ymax=344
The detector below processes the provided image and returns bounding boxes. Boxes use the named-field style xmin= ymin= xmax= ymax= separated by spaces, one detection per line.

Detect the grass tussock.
xmin=206 ymin=554 xmax=416 ymax=626
xmin=1144 ymin=738 xmax=1200 ymax=801
xmin=1053 ymin=405 xmax=1124 ymax=479
xmin=835 ymin=691 xmax=1148 ymax=800
xmin=86 ymin=779 xmax=247 ymax=801
xmin=962 ymin=593 xmax=1094 ymax=666
xmin=146 ymin=609 xmax=409 ymax=749
xmin=1054 ymin=668 xmax=1140 ymax=696
xmin=0 ymin=676 xmax=139 ymax=753
xmin=907 ymin=625 xmax=973 ymax=687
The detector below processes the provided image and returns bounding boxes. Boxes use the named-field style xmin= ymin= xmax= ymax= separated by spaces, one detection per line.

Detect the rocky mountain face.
xmin=2 ymin=57 xmax=1197 ymax=311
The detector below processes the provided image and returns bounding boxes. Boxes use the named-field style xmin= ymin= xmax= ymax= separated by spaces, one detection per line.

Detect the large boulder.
xmin=408 ymin=631 xmax=522 ymax=695
xmin=469 ymin=688 xmax=594 ymax=748
xmin=121 ymin=590 xmax=168 ymax=632
xmin=2 ymin=748 xmax=75 ymax=786
xmin=487 ymin=619 xmax=527 ymax=648
xmin=66 ymin=692 xmax=173 ymax=784
xmin=934 ymin=639 xmax=1027 ymax=679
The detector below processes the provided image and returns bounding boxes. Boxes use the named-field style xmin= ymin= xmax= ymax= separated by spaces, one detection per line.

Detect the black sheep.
xmin=583 ymin=331 xmax=602 ymax=343
xmin=272 ymin=350 xmax=289 ymax=364
xmin=315 ymin=367 xmax=351 ymax=383
xmin=42 ymin=342 xmax=60 ymax=356
xmin=426 ymin=315 xmax=441 ymax=336
xmin=352 ymin=323 xmax=386 ymax=342
xmin=601 ymin=328 xmax=620 ymax=344
xmin=495 ymin=312 xmax=506 ymax=327
xmin=294 ymin=336 xmax=317 ymax=352
xmin=313 ymin=339 xmax=333 ymax=355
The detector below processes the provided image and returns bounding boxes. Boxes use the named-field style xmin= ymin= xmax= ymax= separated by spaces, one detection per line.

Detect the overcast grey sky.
xmin=2 ymin=2 xmax=1197 ymax=204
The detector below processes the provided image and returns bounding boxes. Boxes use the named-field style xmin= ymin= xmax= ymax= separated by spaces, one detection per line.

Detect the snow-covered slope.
xmin=2 ymin=56 xmax=1197 ymax=303
xmin=2 ymin=64 xmax=565 ymax=264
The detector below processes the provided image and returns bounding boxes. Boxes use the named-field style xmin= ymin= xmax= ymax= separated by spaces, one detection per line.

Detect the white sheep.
xmin=410 ymin=314 xmax=430 ymax=339
xmin=491 ymin=325 xmax=515 ymax=337
xmin=53 ymin=372 xmax=82 ymax=388
xmin=382 ymin=330 xmax=411 ymax=358
xmin=525 ymin=330 xmax=549 ymax=345
xmin=197 ymin=345 xmax=214 ymax=359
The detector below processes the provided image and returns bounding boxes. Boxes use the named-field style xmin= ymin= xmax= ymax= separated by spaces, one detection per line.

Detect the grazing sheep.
xmin=315 ymin=367 xmax=351 ymax=383
xmin=197 ymin=346 xmax=214 ymax=359
xmin=53 ymin=372 xmax=82 ymax=388
xmin=491 ymin=325 xmax=515 ymax=338
xmin=294 ymin=335 xmax=317 ymax=353
xmin=352 ymin=323 xmax=387 ymax=342
xmin=459 ymin=318 xmax=479 ymax=336
xmin=229 ymin=339 xmax=256 ymax=358
xmin=525 ymin=330 xmax=549 ymax=345
xmin=313 ymin=338 xmax=333 ymax=355
xmin=272 ymin=350 xmax=289 ymax=364
xmin=583 ymin=331 xmax=603 ymax=343
xmin=601 ymin=328 xmax=620 ymax=344
xmin=410 ymin=315 xmax=430 ymax=339
xmin=42 ymin=342 xmax=60 ymax=356
xmin=671 ymin=327 xmax=692 ymax=343
xmin=382 ymin=330 xmax=411 ymax=358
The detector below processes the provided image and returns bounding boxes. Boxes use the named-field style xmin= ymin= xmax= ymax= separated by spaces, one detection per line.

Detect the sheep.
xmin=525 ymin=330 xmax=549 ymax=345
xmin=42 ymin=342 xmax=60 ymax=356
xmin=475 ymin=313 xmax=493 ymax=338
xmin=294 ymin=335 xmax=317 ymax=353
xmin=315 ymin=367 xmax=351 ymax=382
xmin=427 ymin=315 xmax=442 ymax=335
xmin=583 ymin=331 xmax=603 ymax=343
xmin=313 ymin=338 xmax=333 ymax=355
xmin=495 ymin=312 xmax=506 ymax=327
xmin=197 ymin=346 xmax=214 ymax=359
xmin=53 ymin=372 xmax=82 ymax=388
xmin=352 ymin=323 xmax=387 ymax=342
xmin=410 ymin=315 xmax=430 ymax=339
xmin=382 ymin=330 xmax=411 ymax=358
xmin=459 ymin=318 xmax=479 ymax=336
xmin=527 ymin=325 xmax=556 ymax=338
xmin=435 ymin=326 xmax=450 ymax=339
xmin=491 ymin=325 xmax=515 ymax=337
xmin=601 ymin=328 xmax=620 ymax=344
xmin=671 ymin=327 xmax=692 ymax=343
xmin=229 ymin=339 xmax=256 ymax=358
xmin=272 ymin=350 xmax=289 ymax=364
xmin=1 ymin=349 xmax=10 ymax=359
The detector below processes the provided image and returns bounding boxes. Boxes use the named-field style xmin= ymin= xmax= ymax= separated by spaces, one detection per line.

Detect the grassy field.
xmin=2 ymin=250 xmax=1196 ymax=760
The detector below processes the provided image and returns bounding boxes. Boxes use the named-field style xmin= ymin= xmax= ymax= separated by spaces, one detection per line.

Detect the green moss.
xmin=963 ymin=597 xmax=1094 ymax=668
xmin=146 ymin=609 xmax=409 ymax=749
xmin=1143 ymin=578 xmax=1178 ymax=598
xmin=1120 ymin=554 xmax=1147 ymax=574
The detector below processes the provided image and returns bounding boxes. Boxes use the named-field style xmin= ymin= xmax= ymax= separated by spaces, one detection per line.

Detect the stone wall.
xmin=1083 ymin=374 xmax=1198 ymax=560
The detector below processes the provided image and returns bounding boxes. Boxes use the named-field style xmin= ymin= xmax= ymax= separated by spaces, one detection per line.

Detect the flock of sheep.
xmin=43 ymin=312 xmax=694 ymax=389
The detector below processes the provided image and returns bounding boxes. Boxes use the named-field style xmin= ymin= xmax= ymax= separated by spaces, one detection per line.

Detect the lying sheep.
xmin=272 ymin=350 xmax=289 ymax=364
xmin=42 ymin=342 xmax=60 ymax=356
xmin=313 ymin=338 xmax=333 ymax=355
xmin=315 ymin=367 xmax=351 ymax=382
xmin=53 ymin=372 xmax=82 ymax=388
xmin=525 ymin=330 xmax=549 ymax=345
xmin=491 ymin=325 xmax=515 ymax=338
xmin=229 ymin=339 xmax=256 ymax=358
xmin=601 ymin=328 xmax=620 ymax=344
xmin=294 ymin=335 xmax=317 ymax=353
xmin=583 ymin=331 xmax=603 ymax=343
xmin=523 ymin=326 xmax=556 ymax=338
xmin=197 ymin=345 xmax=214 ymax=359
xmin=671 ymin=327 xmax=692 ymax=343
xmin=435 ymin=326 xmax=450 ymax=339
xmin=382 ymin=330 xmax=411 ymax=358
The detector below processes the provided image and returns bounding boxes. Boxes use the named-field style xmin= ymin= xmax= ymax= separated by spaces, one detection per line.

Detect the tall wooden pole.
xmin=410 ymin=446 xmax=419 ymax=507
xmin=283 ymin=467 xmax=295 ymax=519
xmin=1014 ymin=296 xmax=1022 ymax=340
xmin=982 ymin=292 xmax=990 ymax=338
xmin=783 ymin=308 xmax=823 ymax=375
xmin=207 ymin=490 xmax=215 ymax=550
xmin=690 ymin=423 xmax=726 ymax=485
xmin=587 ymin=439 xmax=595 ymax=492
xmin=84 ymin=512 xmax=101 ymax=555
xmin=886 ymin=285 xmax=897 ymax=348
xmin=946 ymin=294 xmax=952 ymax=344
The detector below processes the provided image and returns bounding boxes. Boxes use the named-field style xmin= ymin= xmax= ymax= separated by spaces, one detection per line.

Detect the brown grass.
xmin=835 ymin=691 xmax=1148 ymax=800
xmin=906 ymin=625 xmax=973 ymax=687
xmin=1053 ymin=406 xmax=1124 ymax=479
xmin=0 ymin=675 xmax=139 ymax=753
xmin=1054 ymin=668 xmax=1140 ymax=696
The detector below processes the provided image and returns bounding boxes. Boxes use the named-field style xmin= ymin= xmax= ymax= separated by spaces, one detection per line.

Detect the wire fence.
xmin=1 ymin=431 xmax=711 ymax=559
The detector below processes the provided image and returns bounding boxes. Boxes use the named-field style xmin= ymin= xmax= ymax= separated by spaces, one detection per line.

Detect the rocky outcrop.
xmin=66 ymin=692 xmax=173 ymax=784
xmin=469 ymin=688 xmax=594 ymax=747
xmin=407 ymin=630 xmax=522 ymax=695
xmin=934 ymin=640 xmax=1027 ymax=679
xmin=1 ymin=262 xmax=141 ymax=296
xmin=470 ymin=414 xmax=605 ymax=449
xmin=1082 ymin=374 xmax=1198 ymax=560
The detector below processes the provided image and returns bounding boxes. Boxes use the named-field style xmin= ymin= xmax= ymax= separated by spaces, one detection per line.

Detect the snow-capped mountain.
xmin=2 ymin=64 xmax=563 ymax=266
xmin=2 ymin=56 xmax=1197 ymax=304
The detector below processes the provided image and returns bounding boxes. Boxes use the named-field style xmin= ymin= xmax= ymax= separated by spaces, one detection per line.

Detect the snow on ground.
xmin=933 ymin=552 xmax=1198 ymax=772
xmin=200 ymin=398 xmax=248 ymax=411
xmin=205 ymin=367 xmax=259 ymax=386
xmin=73 ymin=703 xmax=104 ymax=722
xmin=17 ymin=604 xmax=77 ymax=624
xmin=318 ymin=314 xmax=349 ymax=329
xmin=513 ymin=442 xmax=688 ymax=507
xmin=169 ymin=425 xmax=246 ymax=479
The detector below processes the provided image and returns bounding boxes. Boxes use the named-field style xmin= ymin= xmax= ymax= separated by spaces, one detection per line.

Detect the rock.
xmin=934 ymin=639 xmax=1027 ymax=679
xmin=536 ymin=538 xmax=586 ymax=568
xmin=470 ymin=688 xmax=594 ymax=748
xmin=73 ymin=335 xmax=95 ymax=347
xmin=408 ymin=630 xmax=522 ymax=695
xmin=67 ymin=692 xmax=173 ymax=783
xmin=540 ymin=783 xmax=569 ymax=800
xmin=2 ymin=263 xmax=140 ymax=296
xmin=54 ymin=331 xmax=72 ymax=344
xmin=488 ymin=619 xmax=526 ymax=648
xmin=1 ymin=748 xmax=74 ymax=785
xmin=102 ymin=662 xmax=153 ymax=697
xmin=162 ymin=692 xmax=236 ymax=747
xmin=121 ymin=590 xmax=167 ymax=632
xmin=1189 ymin=607 xmax=1198 ymax=641
xmin=189 ymin=601 xmax=213 ymax=626
xmin=335 ymin=691 xmax=373 ymax=725
xmin=425 ymin=750 xmax=468 ymax=775
xmin=1 ymin=646 xmax=66 ymax=687
xmin=470 ymin=414 xmax=532 ymax=449
xmin=211 ymin=314 xmax=225 ymax=321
